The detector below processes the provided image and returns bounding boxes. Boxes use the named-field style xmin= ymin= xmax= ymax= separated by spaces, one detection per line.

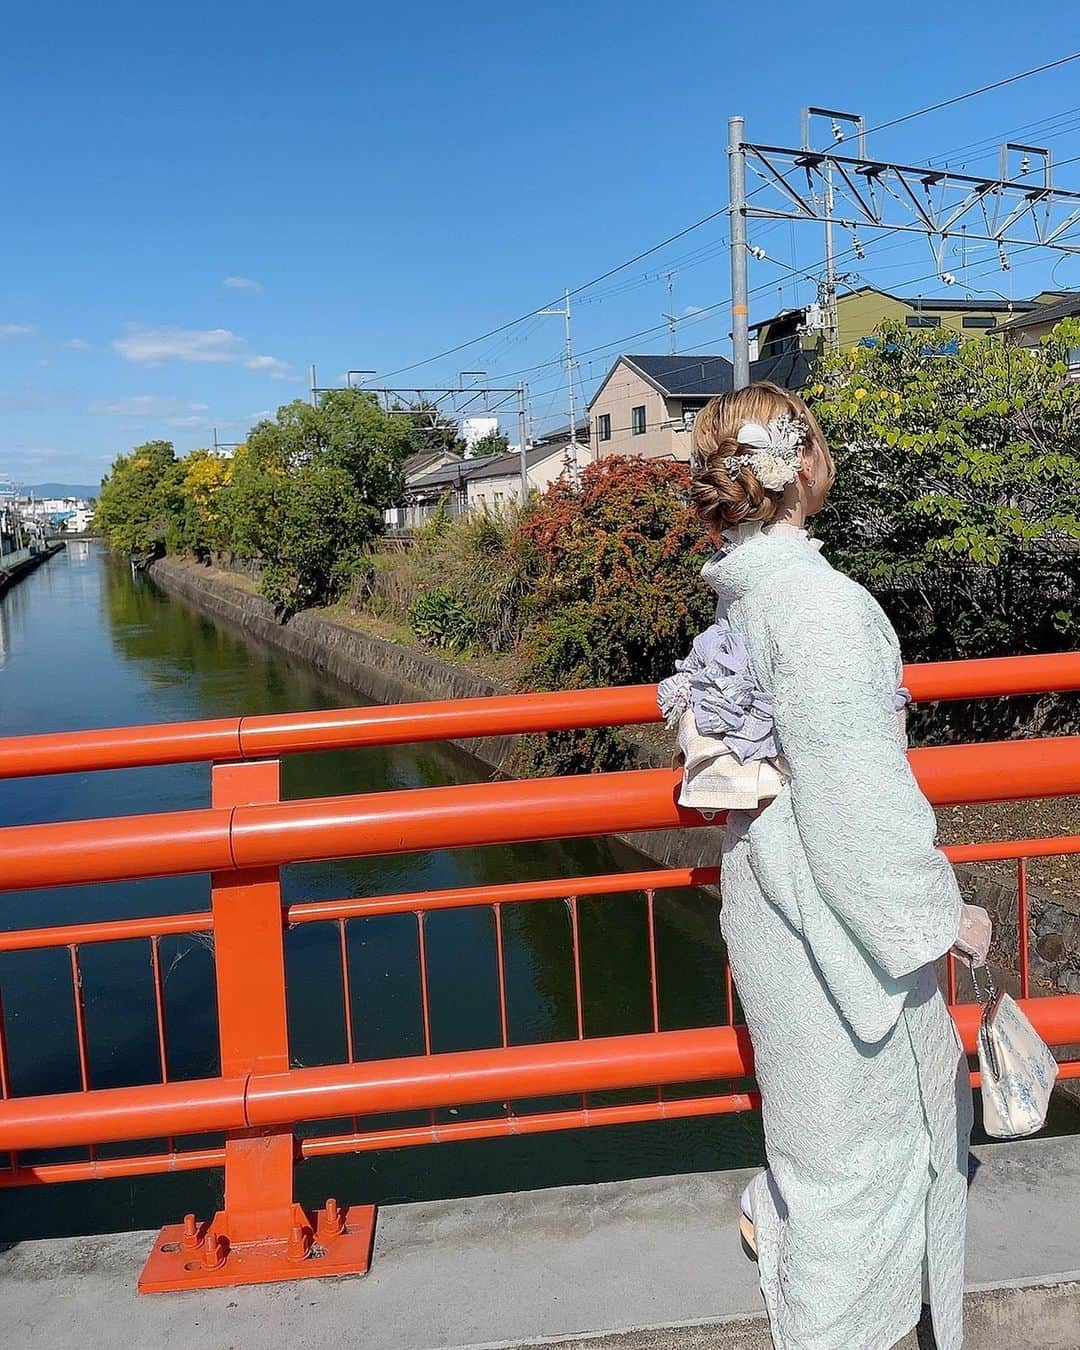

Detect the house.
xmin=383 ymin=449 xmax=463 ymax=529
xmin=464 ymin=443 xmax=574 ymax=513
xmin=990 ymin=291 xmax=1080 ymax=347
xmin=397 ymin=458 xmax=474 ymax=527
xmin=752 ymin=285 xmax=1041 ymax=360
xmin=587 ymin=349 xmax=812 ymax=464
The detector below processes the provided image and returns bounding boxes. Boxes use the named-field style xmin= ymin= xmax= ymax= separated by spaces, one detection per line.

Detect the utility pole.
xmin=821 ymin=156 xmax=838 ymax=353
xmin=309 ymin=364 xmax=318 ymax=407
xmin=662 ymin=270 xmax=679 ymax=353
xmin=516 ymin=382 xmax=529 ymax=505
xmin=728 ymin=115 xmax=750 ymax=390
xmin=540 ymin=288 xmax=583 ymax=477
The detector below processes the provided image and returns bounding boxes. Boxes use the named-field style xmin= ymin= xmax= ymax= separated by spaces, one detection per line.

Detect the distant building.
xmin=464 ymin=444 xmax=569 ymax=513
xmin=752 ymin=285 xmax=1039 ymax=360
xmin=19 ymin=495 xmax=94 ymax=533
xmin=394 ymin=436 xmax=583 ymax=528
xmin=461 ymin=417 xmax=500 ymax=452
xmin=383 ymin=450 xmax=464 ymax=530
xmin=586 ymin=350 xmax=811 ymax=464
xmin=990 ymin=290 xmax=1080 ymax=353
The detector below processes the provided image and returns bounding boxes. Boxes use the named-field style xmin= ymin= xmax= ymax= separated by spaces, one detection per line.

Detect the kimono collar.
xmin=700 ymin=520 xmax=825 ymax=605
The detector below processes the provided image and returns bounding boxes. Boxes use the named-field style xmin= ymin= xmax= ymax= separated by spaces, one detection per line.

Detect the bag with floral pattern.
xmin=973 ymin=965 xmax=1058 ymax=1139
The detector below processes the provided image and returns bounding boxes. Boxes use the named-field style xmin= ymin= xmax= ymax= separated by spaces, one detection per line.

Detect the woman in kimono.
xmin=663 ymin=382 xmax=989 ymax=1350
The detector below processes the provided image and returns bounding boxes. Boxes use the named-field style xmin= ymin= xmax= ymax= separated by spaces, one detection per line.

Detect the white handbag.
xmin=675 ymin=709 xmax=787 ymax=815
xmin=972 ymin=965 xmax=1058 ymax=1139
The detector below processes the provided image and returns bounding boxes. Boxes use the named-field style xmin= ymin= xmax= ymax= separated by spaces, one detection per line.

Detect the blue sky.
xmin=2 ymin=2 xmax=1079 ymax=486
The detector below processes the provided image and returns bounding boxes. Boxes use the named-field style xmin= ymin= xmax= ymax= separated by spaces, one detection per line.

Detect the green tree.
xmin=93 ymin=440 xmax=177 ymax=559
xmin=164 ymin=449 xmax=236 ymax=559
xmin=220 ymin=388 xmax=410 ymax=614
xmin=469 ymin=429 xmax=511 ymax=457
xmin=396 ymin=397 xmax=464 ymax=456
xmin=807 ymin=319 xmax=1080 ymax=660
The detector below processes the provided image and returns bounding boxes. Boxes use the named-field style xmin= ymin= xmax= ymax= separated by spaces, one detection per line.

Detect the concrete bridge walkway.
xmin=2 ymin=1135 xmax=1078 ymax=1350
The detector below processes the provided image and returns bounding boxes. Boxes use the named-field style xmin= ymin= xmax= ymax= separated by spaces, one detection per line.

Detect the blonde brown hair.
xmin=689 ymin=381 xmax=833 ymax=533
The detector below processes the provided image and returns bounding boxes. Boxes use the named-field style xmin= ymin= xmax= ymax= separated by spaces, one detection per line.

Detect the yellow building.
xmin=752 ymin=286 xmax=1040 ymax=359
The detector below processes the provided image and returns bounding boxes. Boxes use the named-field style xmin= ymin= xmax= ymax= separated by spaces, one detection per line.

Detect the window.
xmin=631 ymin=405 xmax=646 ymax=435
xmin=598 ymin=413 xmax=612 ymax=441
xmin=905 ymin=315 xmax=939 ymax=328
xmin=962 ymin=315 xmax=996 ymax=329
xmin=681 ymin=399 xmax=707 ymax=430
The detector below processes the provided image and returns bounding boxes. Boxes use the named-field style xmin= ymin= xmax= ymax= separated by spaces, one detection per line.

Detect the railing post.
xmin=139 ymin=759 xmax=375 ymax=1292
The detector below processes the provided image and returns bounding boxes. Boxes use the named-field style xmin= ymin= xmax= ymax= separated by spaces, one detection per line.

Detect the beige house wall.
xmin=465 ymin=449 xmax=573 ymax=511
xmin=589 ymin=361 xmax=687 ymax=462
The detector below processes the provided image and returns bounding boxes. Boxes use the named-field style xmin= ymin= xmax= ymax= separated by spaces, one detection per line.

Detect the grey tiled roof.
xmin=406 ymin=443 xmax=566 ymax=492
xmin=991 ymin=292 xmax=1080 ymax=333
xmin=623 ymin=354 xmax=733 ymax=397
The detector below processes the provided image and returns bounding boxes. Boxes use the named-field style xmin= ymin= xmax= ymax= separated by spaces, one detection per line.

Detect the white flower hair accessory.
xmin=722 ymin=412 xmax=808 ymax=492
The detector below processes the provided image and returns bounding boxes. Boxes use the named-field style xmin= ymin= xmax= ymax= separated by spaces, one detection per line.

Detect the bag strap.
xmin=970 ymin=962 xmax=998 ymax=1010
xmin=970 ymin=963 xmax=1003 ymax=1081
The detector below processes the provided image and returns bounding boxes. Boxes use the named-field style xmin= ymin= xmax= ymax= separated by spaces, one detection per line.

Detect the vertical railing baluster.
xmin=493 ymin=903 xmax=510 ymax=1050
xmin=1017 ymin=857 xmax=1031 ymax=1001
xmin=0 ymin=988 xmax=17 ymax=1170
xmin=493 ymin=903 xmax=511 ymax=1124
xmin=69 ymin=945 xmax=94 ymax=1160
xmin=568 ymin=896 xmax=585 ymax=1041
xmin=645 ymin=889 xmax=661 ymax=1034
xmin=416 ymin=911 xmax=436 ymax=1132
xmin=338 ymin=919 xmax=360 ymax=1137
xmin=568 ymin=895 xmax=586 ymax=1113
xmin=148 ymin=935 xmax=176 ymax=1154
xmin=646 ymin=888 xmax=663 ymax=1106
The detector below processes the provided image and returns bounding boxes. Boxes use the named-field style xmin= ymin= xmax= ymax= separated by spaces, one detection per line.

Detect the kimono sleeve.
xmin=770 ymin=587 xmax=962 ymax=981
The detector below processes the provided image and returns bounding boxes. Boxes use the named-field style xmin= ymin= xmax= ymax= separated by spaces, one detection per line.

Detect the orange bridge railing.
xmin=0 ymin=649 xmax=1077 ymax=1292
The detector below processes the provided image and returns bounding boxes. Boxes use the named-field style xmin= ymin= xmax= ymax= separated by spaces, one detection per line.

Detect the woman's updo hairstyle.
xmin=689 ymin=380 xmax=829 ymax=534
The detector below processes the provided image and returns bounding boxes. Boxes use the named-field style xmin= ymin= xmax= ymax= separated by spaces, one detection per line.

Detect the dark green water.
xmin=0 ymin=544 xmax=762 ymax=1242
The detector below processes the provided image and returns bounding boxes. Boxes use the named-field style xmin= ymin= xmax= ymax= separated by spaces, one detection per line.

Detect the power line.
xmin=375 ymin=206 xmax=730 ymax=382
xmin=842 ymin=52 xmax=1080 ymax=145
xmin=373 ymin=58 xmax=1080 ymax=390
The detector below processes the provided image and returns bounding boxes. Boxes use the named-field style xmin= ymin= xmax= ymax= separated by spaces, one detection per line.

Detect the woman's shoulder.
xmin=755 ymin=557 xmax=899 ymax=656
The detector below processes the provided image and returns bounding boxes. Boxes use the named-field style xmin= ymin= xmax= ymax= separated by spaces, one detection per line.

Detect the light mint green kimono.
xmin=705 ymin=525 xmax=972 ymax=1350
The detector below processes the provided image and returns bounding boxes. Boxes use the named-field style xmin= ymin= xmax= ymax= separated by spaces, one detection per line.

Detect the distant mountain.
xmin=23 ymin=482 xmax=100 ymax=500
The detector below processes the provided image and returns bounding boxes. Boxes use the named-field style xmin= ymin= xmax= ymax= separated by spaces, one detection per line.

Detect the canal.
xmin=0 ymin=543 xmax=762 ymax=1242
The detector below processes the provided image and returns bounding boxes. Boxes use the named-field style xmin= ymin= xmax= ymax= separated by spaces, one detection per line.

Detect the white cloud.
xmin=0 ymin=323 xmax=34 ymax=338
xmin=113 ymin=325 xmax=245 ymax=365
xmin=245 ymin=353 xmax=291 ymax=380
xmin=92 ymin=395 xmax=210 ymax=418
xmin=65 ymin=337 xmax=92 ymax=350
xmin=112 ymin=324 xmax=292 ymax=381
xmin=682 ymin=304 xmax=707 ymax=317
xmin=168 ymin=414 xmax=213 ymax=429
xmin=224 ymin=275 xmax=262 ymax=293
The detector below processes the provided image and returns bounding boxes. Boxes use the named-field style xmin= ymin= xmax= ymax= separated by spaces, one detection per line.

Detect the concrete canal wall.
xmin=148 ymin=556 xmax=1079 ymax=1007
xmin=0 ymin=541 xmax=65 ymax=596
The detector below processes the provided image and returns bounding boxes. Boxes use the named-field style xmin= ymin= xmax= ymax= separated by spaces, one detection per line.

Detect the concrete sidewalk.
xmin=1 ymin=1136 xmax=1078 ymax=1350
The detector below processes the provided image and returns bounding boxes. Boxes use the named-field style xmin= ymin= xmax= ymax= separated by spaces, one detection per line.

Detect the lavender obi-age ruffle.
xmin=657 ymin=618 xmax=911 ymax=764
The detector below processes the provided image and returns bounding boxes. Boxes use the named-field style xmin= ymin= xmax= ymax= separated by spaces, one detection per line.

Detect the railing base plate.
xmin=138 ymin=1202 xmax=376 ymax=1293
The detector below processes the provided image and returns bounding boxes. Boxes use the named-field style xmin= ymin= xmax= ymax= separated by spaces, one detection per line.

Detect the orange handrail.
xmin=1 ymin=995 xmax=1076 ymax=1154
xmin=2 ymin=737 xmax=1078 ymax=894
xmin=1 ymin=649 xmax=1078 ymax=779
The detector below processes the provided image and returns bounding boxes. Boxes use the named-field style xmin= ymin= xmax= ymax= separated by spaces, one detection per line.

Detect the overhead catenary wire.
xmin=376 ymin=58 xmax=1080 ymax=386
